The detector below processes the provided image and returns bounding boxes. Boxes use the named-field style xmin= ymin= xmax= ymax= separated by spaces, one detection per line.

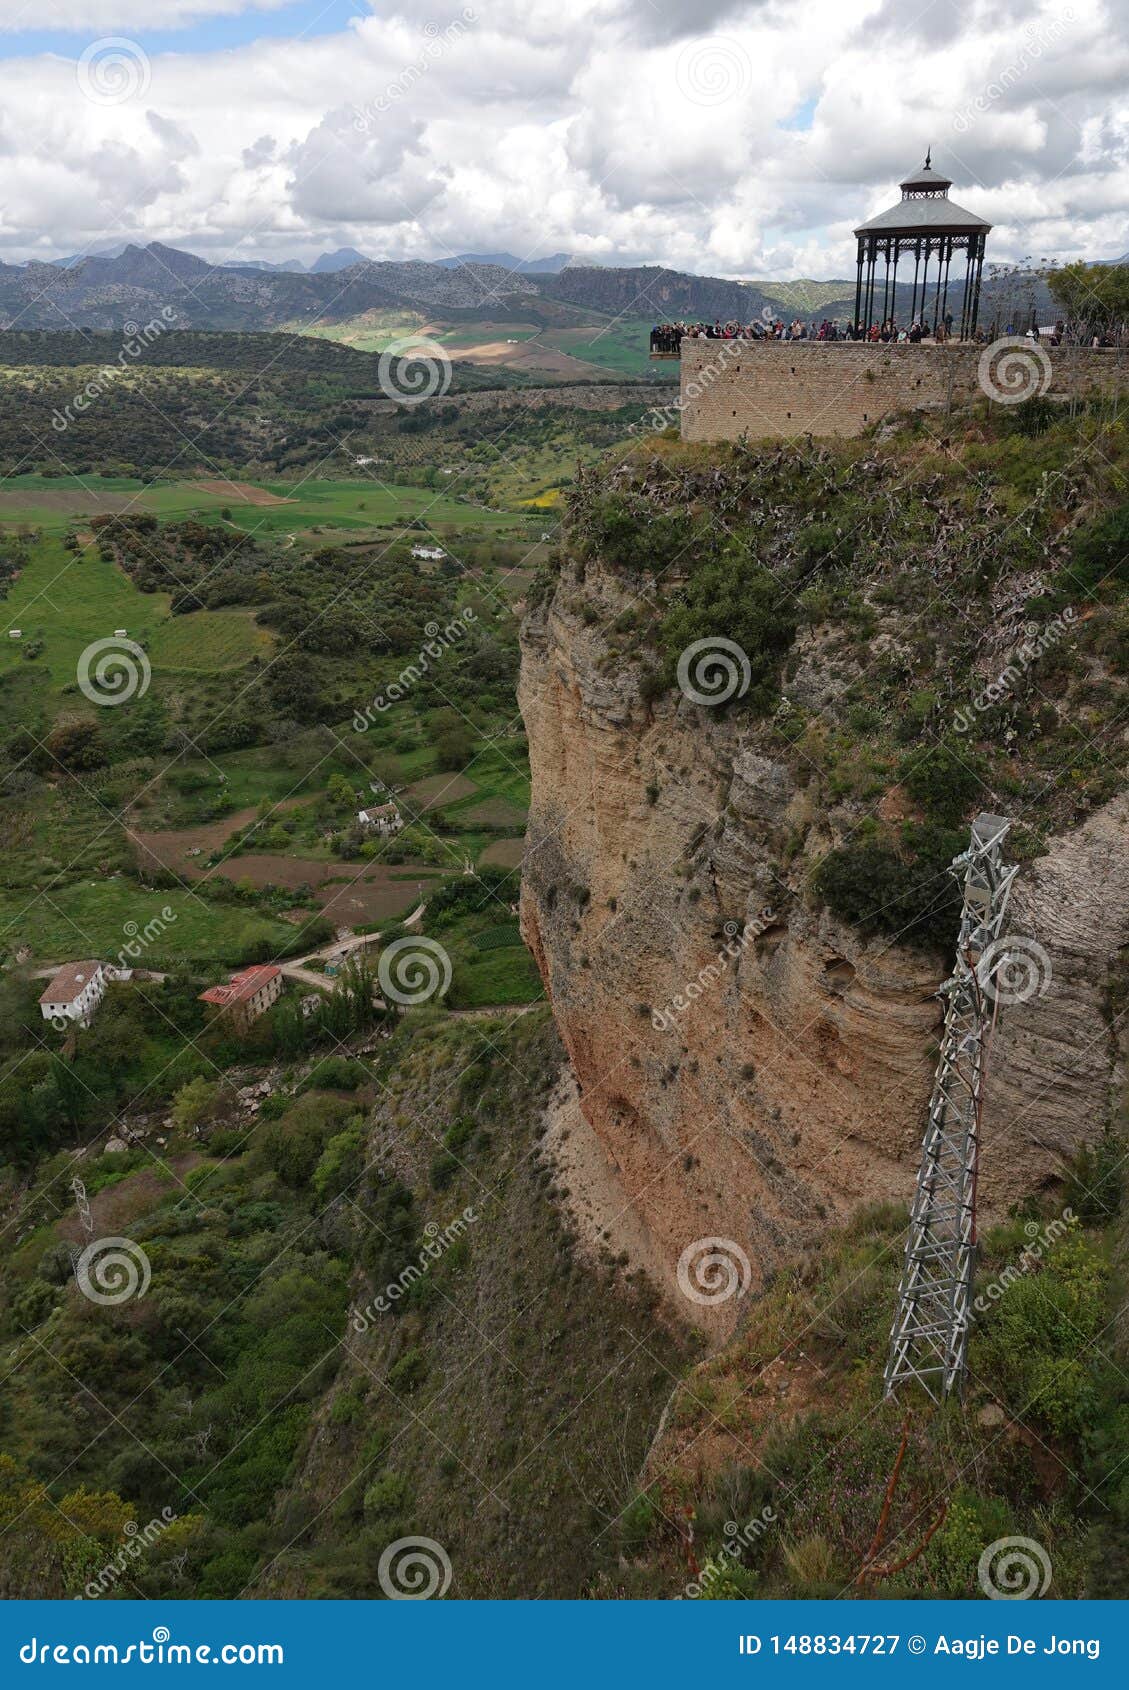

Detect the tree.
xmin=45 ymin=717 xmax=106 ymax=771
xmin=171 ymin=1076 xmax=220 ymax=1137
xmin=1048 ymin=261 xmax=1129 ymax=340
xmin=436 ymin=726 xmax=473 ymax=770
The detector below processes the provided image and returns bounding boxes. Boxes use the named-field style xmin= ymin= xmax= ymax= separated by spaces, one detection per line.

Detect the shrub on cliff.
xmin=812 ymin=824 xmax=964 ymax=950
xmin=659 ymin=553 xmax=797 ymax=712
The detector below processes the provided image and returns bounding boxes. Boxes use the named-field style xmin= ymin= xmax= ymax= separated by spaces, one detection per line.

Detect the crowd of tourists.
xmin=650 ymin=316 xmax=1114 ymax=354
xmin=649 ymin=315 xmax=971 ymax=352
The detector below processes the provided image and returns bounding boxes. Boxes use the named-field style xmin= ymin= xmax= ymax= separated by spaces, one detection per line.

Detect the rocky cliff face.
xmin=518 ymin=441 xmax=1129 ymax=1337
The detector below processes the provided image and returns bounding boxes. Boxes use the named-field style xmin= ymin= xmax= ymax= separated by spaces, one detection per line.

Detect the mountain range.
xmin=0 ymin=240 xmax=1060 ymax=336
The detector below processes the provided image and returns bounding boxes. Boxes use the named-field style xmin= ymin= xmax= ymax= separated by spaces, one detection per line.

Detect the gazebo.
xmin=853 ymin=152 xmax=991 ymax=339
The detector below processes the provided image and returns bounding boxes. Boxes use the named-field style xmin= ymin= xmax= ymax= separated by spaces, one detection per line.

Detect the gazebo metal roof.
xmin=855 ymin=151 xmax=992 ymax=237
xmin=854 ymin=195 xmax=991 ymax=235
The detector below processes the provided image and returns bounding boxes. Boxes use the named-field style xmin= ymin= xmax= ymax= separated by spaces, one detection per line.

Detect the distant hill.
xmin=310 ymin=247 xmax=369 ymax=273
xmin=433 ymin=251 xmax=572 ymax=274
xmin=0 ymin=239 xmax=1059 ymax=336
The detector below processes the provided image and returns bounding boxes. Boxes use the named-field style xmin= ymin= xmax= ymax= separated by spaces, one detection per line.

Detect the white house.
xmin=409 ymin=544 xmax=446 ymax=561
xmin=358 ymin=802 xmax=404 ymax=837
xmin=39 ymin=961 xmax=106 ymax=1027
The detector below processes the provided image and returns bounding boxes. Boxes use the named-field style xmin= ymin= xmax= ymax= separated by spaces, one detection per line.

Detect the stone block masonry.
xmin=679 ymin=338 xmax=1128 ymax=442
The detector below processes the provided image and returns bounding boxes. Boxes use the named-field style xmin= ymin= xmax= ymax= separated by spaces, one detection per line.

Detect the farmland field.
xmin=298 ymin=309 xmax=657 ymax=379
xmin=0 ymin=472 xmax=539 ymax=540
xmin=0 ymin=540 xmax=269 ymax=688
xmin=0 ymin=876 xmax=301 ymax=969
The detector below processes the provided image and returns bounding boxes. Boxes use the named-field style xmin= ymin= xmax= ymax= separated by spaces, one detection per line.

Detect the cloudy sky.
xmin=0 ymin=0 xmax=1126 ymax=275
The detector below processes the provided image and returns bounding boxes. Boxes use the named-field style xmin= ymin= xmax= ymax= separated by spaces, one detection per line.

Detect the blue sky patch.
xmin=0 ymin=1 xmax=366 ymax=59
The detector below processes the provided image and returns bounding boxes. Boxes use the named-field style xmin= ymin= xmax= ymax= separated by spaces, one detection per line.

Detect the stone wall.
xmin=679 ymin=338 xmax=1127 ymax=441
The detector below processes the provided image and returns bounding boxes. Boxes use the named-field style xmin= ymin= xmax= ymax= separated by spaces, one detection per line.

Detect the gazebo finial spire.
xmin=925 ymin=145 xmax=932 ymax=169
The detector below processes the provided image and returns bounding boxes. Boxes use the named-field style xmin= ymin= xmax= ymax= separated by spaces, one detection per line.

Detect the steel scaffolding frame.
xmin=883 ymin=813 xmax=1017 ymax=1402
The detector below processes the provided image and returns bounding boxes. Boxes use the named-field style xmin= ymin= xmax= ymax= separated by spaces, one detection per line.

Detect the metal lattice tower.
xmin=884 ymin=813 xmax=1017 ymax=1402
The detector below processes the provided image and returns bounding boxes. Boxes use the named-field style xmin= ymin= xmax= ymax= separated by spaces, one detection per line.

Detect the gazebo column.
xmin=909 ymin=241 xmax=921 ymax=325
xmin=881 ymin=238 xmax=892 ymax=326
xmin=918 ymin=238 xmax=931 ymax=329
xmin=968 ymin=234 xmax=985 ymax=338
xmin=890 ymin=242 xmax=901 ymax=329
xmin=864 ymin=240 xmax=877 ymax=331
xmin=854 ymin=241 xmax=864 ymax=336
xmin=939 ymin=238 xmax=953 ymax=333
xmin=931 ymin=237 xmax=946 ymax=333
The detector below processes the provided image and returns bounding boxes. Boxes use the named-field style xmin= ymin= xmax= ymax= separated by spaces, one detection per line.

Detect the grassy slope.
xmin=0 ymin=1014 xmax=692 ymax=1599
xmin=254 ymin=1012 xmax=692 ymax=1598
xmin=607 ymin=1180 xmax=1127 ymax=1599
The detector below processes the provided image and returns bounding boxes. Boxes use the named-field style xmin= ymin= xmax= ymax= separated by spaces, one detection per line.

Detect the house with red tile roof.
xmin=198 ymin=964 xmax=283 ymax=1029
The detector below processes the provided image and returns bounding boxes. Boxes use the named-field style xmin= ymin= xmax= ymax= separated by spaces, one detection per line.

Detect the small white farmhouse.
xmin=39 ymin=961 xmax=106 ymax=1027
xmin=357 ymin=801 xmax=404 ymax=837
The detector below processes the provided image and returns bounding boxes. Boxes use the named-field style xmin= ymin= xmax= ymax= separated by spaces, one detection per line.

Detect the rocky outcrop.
xmin=519 ymin=532 xmax=1128 ymax=1340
